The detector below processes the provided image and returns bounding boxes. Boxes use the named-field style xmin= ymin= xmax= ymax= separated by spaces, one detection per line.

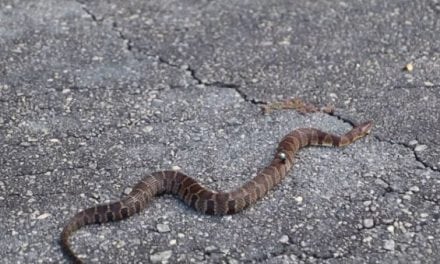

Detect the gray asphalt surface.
xmin=1 ymin=0 xmax=439 ymax=263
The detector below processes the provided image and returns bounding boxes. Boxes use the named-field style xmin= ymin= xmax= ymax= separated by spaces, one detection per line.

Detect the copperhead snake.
xmin=61 ymin=120 xmax=373 ymax=263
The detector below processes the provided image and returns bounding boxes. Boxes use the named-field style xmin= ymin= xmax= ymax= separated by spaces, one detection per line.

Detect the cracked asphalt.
xmin=1 ymin=0 xmax=439 ymax=263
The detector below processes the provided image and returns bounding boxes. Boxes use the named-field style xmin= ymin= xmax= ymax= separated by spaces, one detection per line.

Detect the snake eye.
xmin=278 ymin=152 xmax=286 ymax=161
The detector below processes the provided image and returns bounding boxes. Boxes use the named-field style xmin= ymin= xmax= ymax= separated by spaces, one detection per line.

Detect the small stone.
xmin=88 ymin=161 xmax=97 ymax=169
xmin=384 ymin=240 xmax=395 ymax=251
xmin=363 ymin=236 xmax=372 ymax=243
xmin=205 ymin=245 xmax=217 ymax=253
xmin=115 ymin=240 xmax=126 ymax=248
xmin=408 ymin=140 xmax=418 ymax=146
xmin=420 ymin=213 xmax=429 ymax=218
xmin=37 ymin=213 xmax=51 ymax=220
xmin=402 ymin=194 xmax=411 ymax=200
xmin=157 ymin=223 xmax=171 ymax=233
xmin=151 ymin=99 xmax=164 ymax=107
xmin=409 ymin=186 xmax=420 ymax=192
xmin=49 ymin=138 xmax=61 ymax=144
xmin=143 ymin=126 xmax=153 ymax=133
xmin=383 ymin=218 xmax=394 ymax=224
xmin=363 ymin=218 xmax=375 ymax=228
xmin=294 ymin=196 xmax=303 ymax=204
xmin=387 ymin=225 xmax=395 ymax=234
xmin=424 ymin=81 xmax=434 ymax=87
xmin=414 ymin=145 xmax=428 ymax=152
xmin=226 ymin=117 xmax=243 ymax=126
xmin=171 ymin=165 xmax=181 ymax=171
xmin=227 ymin=257 xmax=239 ymax=264
xmin=20 ymin=141 xmax=31 ymax=147
xmin=374 ymin=178 xmax=389 ymax=188
xmin=124 ymin=188 xmax=132 ymax=195
xmin=169 ymin=239 xmax=177 ymax=246
xmin=26 ymin=190 xmax=33 ymax=196
xmin=90 ymin=193 xmax=100 ymax=200
xmin=329 ymin=93 xmax=338 ymax=98
xmin=150 ymin=250 xmax=172 ymax=263
xmin=177 ymin=233 xmax=185 ymax=238
xmin=404 ymin=63 xmax=413 ymax=72
xmin=279 ymin=235 xmax=289 ymax=244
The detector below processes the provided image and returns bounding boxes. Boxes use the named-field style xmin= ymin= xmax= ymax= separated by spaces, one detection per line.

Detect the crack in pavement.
xmin=158 ymin=56 xmax=266 ymax=105
xmin=327 ymin=111 xmax=439 ymax=173
xmin=372 ymin=134 xmax=439 ymax=172
xmin=112 ymin=21 xmax=133 ymax=52
xmin=74 ymin=1 xmax=266 ymax=107
xmin=80 ymin=6 xmax=102 ymax=22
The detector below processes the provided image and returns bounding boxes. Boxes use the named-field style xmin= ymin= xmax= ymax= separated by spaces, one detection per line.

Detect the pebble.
xmin=329 ymin=93 xmax=338 ymax=98
xmin=20 ymin=141 xmax=31 ymax=147
xmin=294 ymin=196 xmax=303 ymax=204
xmin=403 ymin=194 xmax=411 ymax=200
xmin=408 ymin=140 xmax=418 ymax=146
xmin=150 ymin=250 xmax=172 ymax=263
xmin=151 ymin=99 xmax=164 ymax=107
xmin=37 ymin=213 xmax=51 ymax=220
xmin=205 ymin=245 xmax=217 ymax=253
xmin=124 ymin=188 xmax=132 ymax=195
xmin=363 ymin=218 xmax=375 ymax=228
xmin=49 ymin=138 xmax=61 ymax=144
xmin=404 ymin=63 xmax=413 ymax=72
xmin=279 ymin=235 xmax=289 ymax=244
xmin=171 ymin=165 xmax=181 ymax=171
xmin=226 ymin=117 xmax=242 ymax=126
xmin=387 ymin=225 xmax=395 ymax=234
xmin=384 ymin=240 xmax=395 ymax=251
xmin=227 ymin=257 xmax=240 ymax=264
xmin=169 ymin=239 xmax=177 ymax=246
xmin=157 ymin=223 xmax=171 ymax=233
xmin=414 ymin=145 xmax=428 ymax=152
xmin=143 ymin=126 xmax=153 ymax=133
xmin=409 ymin=186 xmax=420 ymax=192
xmin=424 ymin=81 xmax=434 ymax=87
xmin=363 ymin=236 xmax=372 ymax=243
xmin=383 ymin=218 xmax=394 ymax=224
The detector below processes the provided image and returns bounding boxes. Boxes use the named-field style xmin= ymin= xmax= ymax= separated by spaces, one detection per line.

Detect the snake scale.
xmin=61 ymin=121 xmax=373 ymax=263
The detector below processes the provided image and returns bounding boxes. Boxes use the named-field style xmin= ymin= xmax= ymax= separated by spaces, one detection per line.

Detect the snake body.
xmin=61 ymin=121 xmax=373 ymax=263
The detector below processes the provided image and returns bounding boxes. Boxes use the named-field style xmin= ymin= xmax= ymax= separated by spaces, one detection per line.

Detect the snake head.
xmin=358 ymin=120 xmax=373 ymax=135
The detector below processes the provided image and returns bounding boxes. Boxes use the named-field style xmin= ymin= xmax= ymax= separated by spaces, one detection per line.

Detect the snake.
xmin=60 ymin=120 xmax=373 ymax=263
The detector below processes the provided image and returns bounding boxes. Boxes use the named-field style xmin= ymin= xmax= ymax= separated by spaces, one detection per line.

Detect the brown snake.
xmin=61 ymin=121 xmax=373 ymax=263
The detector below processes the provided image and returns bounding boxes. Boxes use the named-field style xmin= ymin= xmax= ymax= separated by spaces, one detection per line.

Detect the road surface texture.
xmin=1 ymin=0 xmax=439 ymax=263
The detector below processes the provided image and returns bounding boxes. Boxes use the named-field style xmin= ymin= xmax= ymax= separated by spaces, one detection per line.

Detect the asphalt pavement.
xmin=1 ymin=0 xmax=439 ymax=263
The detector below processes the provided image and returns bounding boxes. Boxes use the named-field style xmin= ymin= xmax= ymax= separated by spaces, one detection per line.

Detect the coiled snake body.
xmin=61 ymin=121 xmax=373 ymax=263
